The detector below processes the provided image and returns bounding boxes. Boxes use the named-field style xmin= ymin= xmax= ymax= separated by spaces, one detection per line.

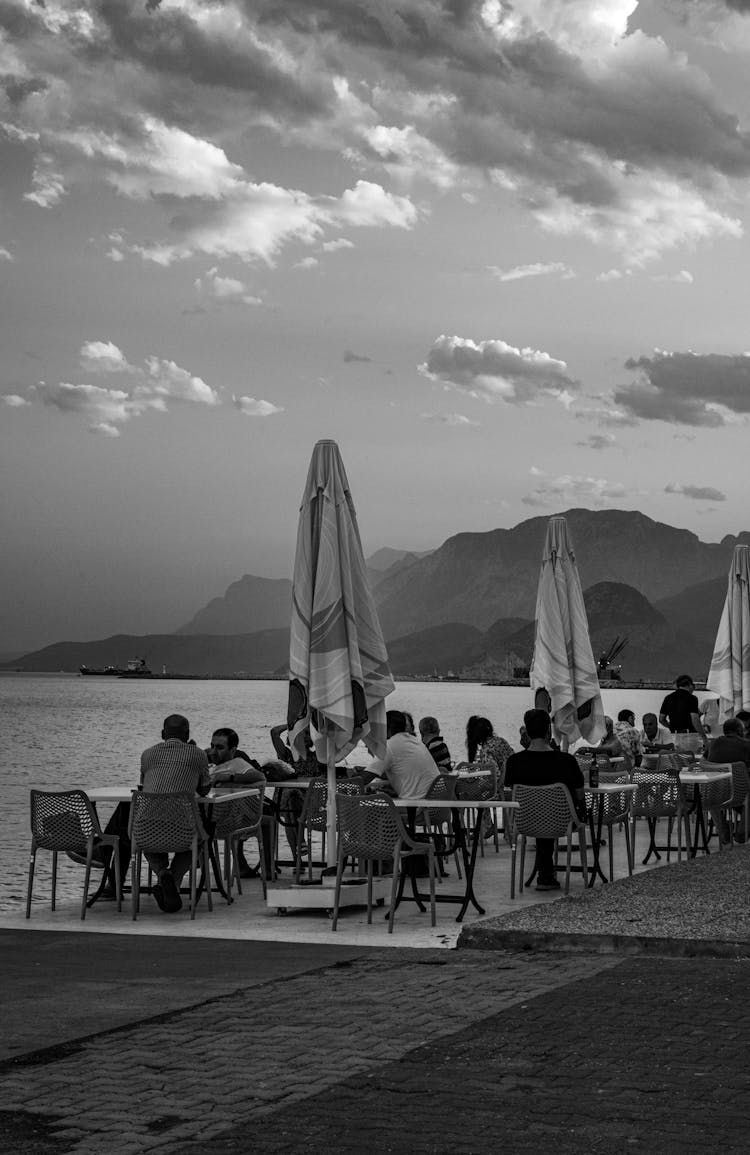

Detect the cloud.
xmin=522 ymin=473 xmax=629 ymax=507
xmin=652 ymin=270 xmax=694 ymax=283
xmin=194 ymin=267 xmax=263 ymax=306
xmin=23 ymin=159 xmax=65 ymax=207
xmin=615 ymin=350 xmax=750 ymax=425
xmin=487 ymin=262 xmax=574 ymax=282
xmin=420 ymin=412 xmax=479 ymax=427
xmin=142 ymin=358 xmax=219 ymax=406
xmin=418 ymin=334 xmax=578 ymax=406
xmin=294 ymin=256 xmax=319 ymax=269
xmin=36 ymin=381 xmax=136 ymax=435
xmin=343 ymin=350 xmax=371 ymax=364
xmin=0 ymin=247 xmax=14 ymax=261
xmin=596 ymin=268 xmax=631 ymax=282
xmin=233 ymin=396 xmax=284 ymax=417
xmin=321 ymin=238 xmax=354 ymax=253
xmin=1 ymin=394 xmax=30 ymax=407
xmin=79 ymin=340 xmax=133 ymax=374
xmin=575 ymin=433 xmax=618 ymax=450
xmin=665 ymin=482 xmax=727 ymax=501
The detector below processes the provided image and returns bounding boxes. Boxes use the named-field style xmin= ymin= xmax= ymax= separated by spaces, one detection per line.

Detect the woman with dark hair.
xmin=465 ymin=716 xmax=514 ymax=778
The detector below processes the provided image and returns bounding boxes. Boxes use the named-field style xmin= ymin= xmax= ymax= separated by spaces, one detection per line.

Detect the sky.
xmin=2 ymin=0 xmax=750 ymax=654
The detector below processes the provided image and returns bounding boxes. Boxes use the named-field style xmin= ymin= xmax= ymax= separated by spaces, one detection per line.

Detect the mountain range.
xmin=5 ymin=508 xmax=744 ymax=680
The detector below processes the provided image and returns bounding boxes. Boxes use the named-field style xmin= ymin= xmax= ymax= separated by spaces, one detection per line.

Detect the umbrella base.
xmin=265 ymin=876 xmax=391 ymax=914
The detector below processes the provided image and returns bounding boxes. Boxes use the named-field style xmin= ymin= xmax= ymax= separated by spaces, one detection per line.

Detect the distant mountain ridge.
xmin=4 ymin=508 xmax=745 ymax=679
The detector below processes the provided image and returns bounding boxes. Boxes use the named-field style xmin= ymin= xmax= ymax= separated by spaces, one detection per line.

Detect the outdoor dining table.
xmin=584 ymin=782 xmax=637 ymax=887
xmin=86 ymin=784 xmax=261 ymax=905
xmin=391 ymin=796 xmax=519 ymax=923
xmin=679 ymin=767 xmax=732 ymax=857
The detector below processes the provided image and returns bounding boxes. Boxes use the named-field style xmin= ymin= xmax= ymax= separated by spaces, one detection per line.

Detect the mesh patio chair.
xmin=416 ymin=772 xmax=462 ymax=879
xmin=332 ymin=792 xmax=436 ymax=933
xmin=630 ymin=765 xmax=691 ymax=864
xmin=509 ymin=783 xmax=588 ymax=898
xmin=210 ymin=785 xmax=272 ymax=899
xmin=693 ymin=761 xmax=749 ymax=847
xmin=454 ymin=762 xmax=503 ymax=852
xmin=584 ymin=775 xmax=634 ymax=880
xmin=129 ymin=791 xmax=212 ymax=920
xmin=293 ymin=777 xmax=364 ymax=882
xmin=27 ymin=789 xmax=122 ymax=920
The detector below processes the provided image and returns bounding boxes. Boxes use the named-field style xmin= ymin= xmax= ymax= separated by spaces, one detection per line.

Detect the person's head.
xmin=523 ymin=708 xmax=552 ymax=742
xmin=603 ymin=716 xmax=614 ymax=736
xmin=466 ymin=715 xmax=494 ymax=760
xmin=419 ymin=716 xmax=440 ymax=741
xmin=386 ymin=710 xmax=408 ymax=738
xmin=735 ymin=710 xmax=750 ymax=737
xmin=210 ymin=727 xmax=239 ymax=764
xmin=162 ymin=713 xmax=189 ymax=742
xmin=675 ymin=674 xmax=694 ymax=691
xmin=642 ymin=712 xmax=659 ymax=740
xmin=403 ymin=711 xmax=416 ymax=736
xmin=519 ymin=724 xmax=531 ymax=749
xmin=723 ymin=717 xmax=745 ymax=738
xmin=617 ymin=708 xmax=635 ymax=726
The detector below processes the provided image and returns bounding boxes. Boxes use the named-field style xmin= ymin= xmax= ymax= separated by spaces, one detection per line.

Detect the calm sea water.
xmin=2 ymin=673 xmax=669 ymax=911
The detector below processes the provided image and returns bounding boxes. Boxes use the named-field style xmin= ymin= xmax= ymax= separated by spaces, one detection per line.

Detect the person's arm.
xmin=658 ymin=696 xmax=670 ymax=728
xmin=212 ymin=763 xmax=265 ymax=786
xmin=690 ymin=710 xmax=707 ymax=740
xmin=196 ymin=752 xmax=211 ymax=796
xmin=270 ymin=724 xmax=293 ymax=763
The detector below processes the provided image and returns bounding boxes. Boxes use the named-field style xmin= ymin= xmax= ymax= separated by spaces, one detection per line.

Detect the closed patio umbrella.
xmin=287 ymin=440 xmax=394 ymax=865
xmin=706 ymin=544 xmax=750 ymax=722
xmin=529 ymin=516 xmax=605 ymax=749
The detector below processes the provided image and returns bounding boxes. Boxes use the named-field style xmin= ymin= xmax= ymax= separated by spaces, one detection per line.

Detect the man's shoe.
xmin=733 ymin=831 xmax=746 ymax=845
xmin=536 ymin=879 xmax=561 ymax=892
xmin=239 ymin=862 xmax=260 ymax=879
xmin=158 ymin=869 xmax=183 ymax=913
xmin=100 ymin=885 xmax=118 ymax=901
xmin=152 ymin=883 xmax=168 ymax=912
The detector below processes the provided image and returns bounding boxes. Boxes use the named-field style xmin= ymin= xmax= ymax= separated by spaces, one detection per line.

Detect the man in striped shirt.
xmin=419 ymin=716 xmax=453 ymax=771
xmin=139 ymin=714 xmax=211 ymax=912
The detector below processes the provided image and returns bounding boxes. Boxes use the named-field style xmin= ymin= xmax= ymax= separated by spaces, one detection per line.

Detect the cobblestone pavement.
xmin=2 ymin=949 xmax=747 ymax=1154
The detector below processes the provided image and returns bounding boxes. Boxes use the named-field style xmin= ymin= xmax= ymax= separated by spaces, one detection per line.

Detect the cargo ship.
xmin=80 ymin=657 xmax=152 ymax=678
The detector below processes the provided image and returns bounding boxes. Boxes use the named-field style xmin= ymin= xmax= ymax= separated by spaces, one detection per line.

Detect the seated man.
xmin=640 ymin=712 xmax=674 ymax=751
xmin=597 ymin=716 xmax=624 ymax=758
xmin=419 ymin=716 xmax=453 ymax=770
xmin=706 ymin=718 xmax=750 ymax=846
xmin=504 ymin=708 xmax=586 ymax=892
xmin=613 ymin=709 xmax=642 ymax=768
xmin=208 ymin=727 xmax=273 ymax=879
xmin=139 ymin=713 xmax=211 ymax=913
xmin=364 ymin=710 xmax=438 ymax=798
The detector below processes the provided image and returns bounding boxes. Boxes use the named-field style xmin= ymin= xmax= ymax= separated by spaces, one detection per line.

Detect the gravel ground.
xmin=461 ymin=845 xmax=750 ymax=947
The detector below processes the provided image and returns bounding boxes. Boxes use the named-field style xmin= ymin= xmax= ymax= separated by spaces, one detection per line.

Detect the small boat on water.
xmin=80 ymin=657 xmax=153 ymax=678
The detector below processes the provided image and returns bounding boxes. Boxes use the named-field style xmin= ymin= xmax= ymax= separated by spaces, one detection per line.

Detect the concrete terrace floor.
xmin=1 ymin=817 xmax=668 ymax=949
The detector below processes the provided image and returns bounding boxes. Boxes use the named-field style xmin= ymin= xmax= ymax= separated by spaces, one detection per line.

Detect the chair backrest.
xmin=655 ymin=751 xmax=683 ymax=776
xmin=129 ymin=791 xmax=207 ymax=853
xmin=454 ymin=773 xmax=495 ymax=804
xmin=630 ymin=771 xmax=683 ymax=816
xmin=30 ymin=789 xmax=102 ymax=852
xmin=511 ymin=783 xmax=578 ymax=839
xmin=211 ymin=785 xmax=266 ymax=839
xmin=335 ymin=792 xmax=405 ymax=859
xmin=418 ymin=773 xmax=457 ymax=823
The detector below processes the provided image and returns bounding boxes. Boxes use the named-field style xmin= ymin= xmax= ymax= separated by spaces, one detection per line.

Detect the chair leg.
xmin=624 ymin=819 xmax=633 ymax=876
xmin=564 ymin=835 xmax=571 ymax=894
xmin=131 ymin=851 xmax=139 ymax=920
xmin=578 ymin=825 xmax=588 ymax=889
xmin=257 ymin=833 xmax=268 ymax=899
xmin=367 ymin=859 xmax=374 ymax=924
xmin=388 ymin=848 xmax=402 ymax=933
xmin=331 ymin=841 xmax=346 ymax=931
xmin=427 ymin=850 xmax=436 ymax=927
xmin=51 ymin=850 xmax=58 ymax=911
xmin=189 ymin=844 xmax=197 ymax=919
xmin=204 ymin=844 xmax=213 ymax=912
xmin=81 ymin=851 xmax=93 ymax=921
xmin=608 ymin=825 xmax=615 ymax=882
xmin=518 ymin=835 xmax=526 ymax=894
xmin=510 ymin=835 xmax=517 ymax=899
xmin=26 ymin=840 xmax=36 ymax=918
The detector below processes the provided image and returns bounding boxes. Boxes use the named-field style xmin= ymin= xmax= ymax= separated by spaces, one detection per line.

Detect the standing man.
xmin=659 ymin=675 xmax=707 ymax=740
xmin=140 ymin=713 xmax=211 ymax=913
xmin=504 ymin=708 xmax=586 ymax=892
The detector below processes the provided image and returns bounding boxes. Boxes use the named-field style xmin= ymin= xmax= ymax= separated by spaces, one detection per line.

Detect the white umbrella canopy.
xmin=287 ymin=440 xmax=394 ymax=863
xmin=706 ymin=544 xmax=750 ymax=722
xmin=529 ymin=516 xmax=605 ymax=748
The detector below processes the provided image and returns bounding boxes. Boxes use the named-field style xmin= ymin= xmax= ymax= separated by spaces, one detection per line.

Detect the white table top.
xmin=86 ymin=785 xmax=260 ymax=804
xmin=679 ymin=769 xmax=732 ymax=785
xmin=391 ymin=797 xmax=518 ymax=810
xmin=586 ymin=782 xmax=637 ymax=795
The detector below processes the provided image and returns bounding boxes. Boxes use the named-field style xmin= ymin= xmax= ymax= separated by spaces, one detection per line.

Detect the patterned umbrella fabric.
xmin=706 ymin=544 xmax=750 ymax=722
xmin=288 ymin=440 xmax=394 ymax=772
xmin=529 ymin=516 xmax=605 ymax=747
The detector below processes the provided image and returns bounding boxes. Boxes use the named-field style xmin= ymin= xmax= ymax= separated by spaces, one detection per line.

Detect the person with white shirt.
xmin=365 ymin=710 xmax=438 ymax=798
xmin=640 ymin=713 xmax=674 ymax=749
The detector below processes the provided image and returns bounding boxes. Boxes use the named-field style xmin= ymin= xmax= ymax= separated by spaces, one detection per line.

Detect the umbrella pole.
xmin=326 ymin=731 xmax=337 ymax=869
